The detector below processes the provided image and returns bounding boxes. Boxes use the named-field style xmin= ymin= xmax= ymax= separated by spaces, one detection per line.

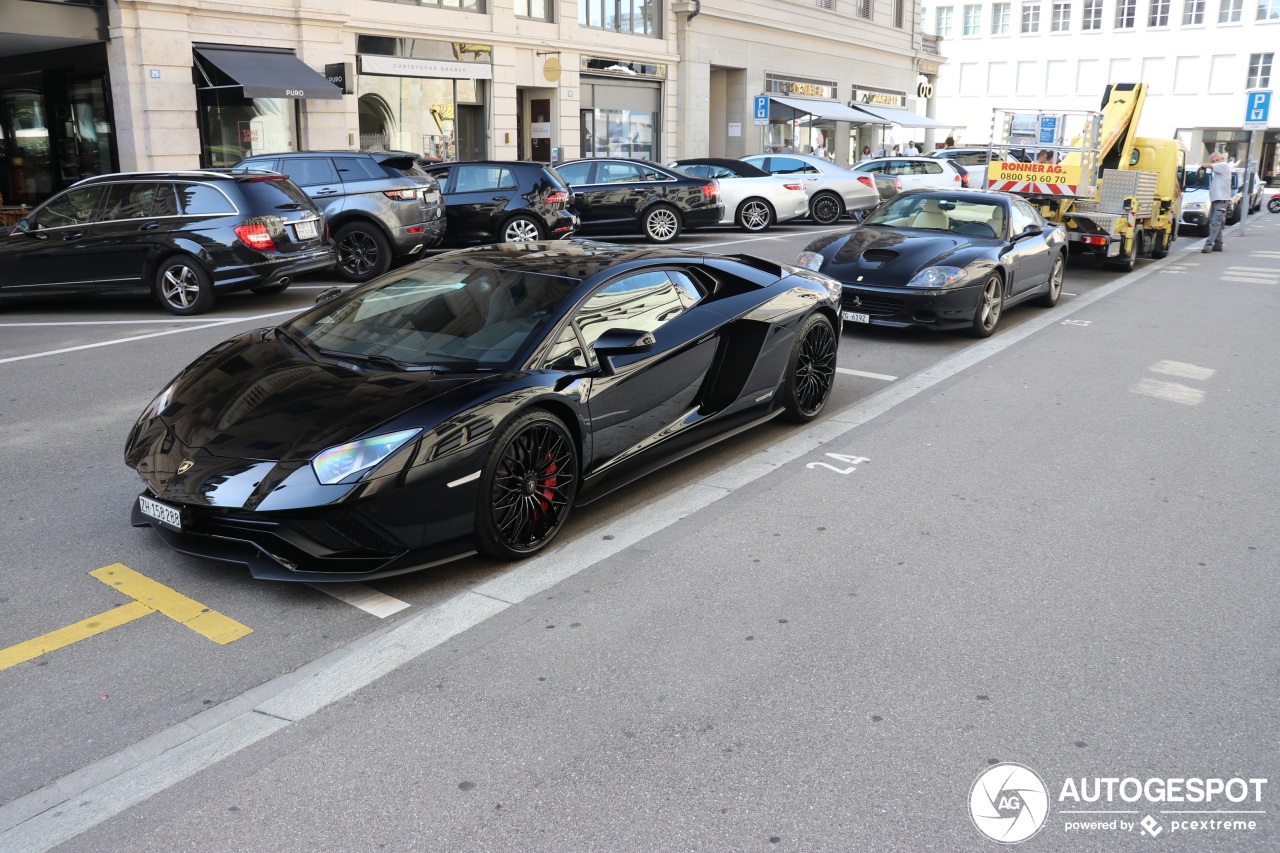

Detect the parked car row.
xmin=0 ymin=150 xmax=903 ymax=316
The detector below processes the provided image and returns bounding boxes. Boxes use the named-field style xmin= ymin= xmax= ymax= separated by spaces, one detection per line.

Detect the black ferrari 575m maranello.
xmin=795 ymin=189 xmax=1067 ymax=338
xmin=125 ymin=242 xmax=841 ymax=582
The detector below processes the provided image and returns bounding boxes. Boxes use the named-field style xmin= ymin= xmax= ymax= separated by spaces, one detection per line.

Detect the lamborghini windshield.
xmin=286 ymin=264 xmax=579 ymax=370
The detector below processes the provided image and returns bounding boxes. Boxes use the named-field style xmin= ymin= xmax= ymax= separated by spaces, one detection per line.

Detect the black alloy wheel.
xmin=1035 ymin=253 xmax=1065 ymax=307
xmin=780 ymin=313 xmax=837 ymax=423
xmin=154 ymin=255 xmax=215 ymax=316
xmin=335 ymin=223 xmax=391 ymax=283
xmin=736 ymin=198 xmax=774 ymax=232
xmin=809 ymin=192 xmax=844 ymax=225
xmin=475 ymin=411 xmax=579 ymax=559
xmin=969 ymin=272 xmax=1004 ymax=338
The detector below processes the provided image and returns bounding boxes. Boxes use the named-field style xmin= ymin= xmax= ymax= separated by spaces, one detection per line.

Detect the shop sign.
xmin=531 ymin=121 xmax=551 ymax=140
xmin=852 ymin=86 xmax=907 ymax=108
xmin=325 ymin=63 xmax=355 ymax=95
xmin=990 ymin=160 xmax=1082 ymax=186
xmin=766 ymin=75 xmax=837 ymax=100
xmin=360 ymin=54 xmax=493 ymax=81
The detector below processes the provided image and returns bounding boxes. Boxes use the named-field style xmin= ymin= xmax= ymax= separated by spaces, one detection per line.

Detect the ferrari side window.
xmin=575 ymin=271 xmax=686 ymax=350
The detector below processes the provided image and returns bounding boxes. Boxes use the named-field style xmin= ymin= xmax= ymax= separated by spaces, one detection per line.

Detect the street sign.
xmin=754 ymin=95 xmax=770 ymax=126
xmin=1038 ymin=115 xmax=1059 ymax=145
xmin=1244 ymin=89 xmax=1272 ymax=130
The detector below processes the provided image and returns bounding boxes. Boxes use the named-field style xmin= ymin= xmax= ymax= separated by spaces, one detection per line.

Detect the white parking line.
xmin=0 ymin=308 xmax=303 ymax=366
xmin=0 ymin=319 xmax=237 ymax=327
xmin=836 ymin=367 xmax=898 ymax=381
xmin=306 ymin=584 xmax=411 ymax=619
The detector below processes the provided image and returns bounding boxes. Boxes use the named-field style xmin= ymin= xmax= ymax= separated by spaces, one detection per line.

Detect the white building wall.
xmin=923 ymin=0 xmax=1277 ymax=156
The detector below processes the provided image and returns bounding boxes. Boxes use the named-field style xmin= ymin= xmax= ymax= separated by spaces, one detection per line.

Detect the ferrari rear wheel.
xmin=1035 ymin=254 xmax=1064 ymax=307
xmin=780 ymin=312 xmax=837 ymax=423
xmin=475 ymin=410 xmax=578 ymax=560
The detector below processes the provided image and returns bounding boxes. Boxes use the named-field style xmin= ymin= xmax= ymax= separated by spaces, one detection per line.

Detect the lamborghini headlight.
xmin=311 ymin=428 xmax=422 ymax=485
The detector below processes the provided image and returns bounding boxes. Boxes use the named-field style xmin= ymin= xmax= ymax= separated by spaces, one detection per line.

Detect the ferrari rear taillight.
xmin=856 ymin=175 xmax=874 ymax=189
xmin=545 ymin=190 xmax=568 ymax=204
xmin=783 ymin=182 xmax=803 ymax=191
xmin=234 ymin=223 xmax=276 ymax=251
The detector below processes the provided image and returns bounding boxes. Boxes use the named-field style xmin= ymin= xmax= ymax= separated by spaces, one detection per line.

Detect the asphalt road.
xmin=1 ymin=212 xmax=1277 ymax=851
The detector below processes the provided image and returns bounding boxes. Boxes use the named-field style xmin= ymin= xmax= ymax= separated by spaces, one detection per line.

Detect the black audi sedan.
xmin=554 ymin=158 xmax=723 ymax=243
xmin=420 ymin=160 xmax=578 ymax=245
xmin=795 ymin=189 xmax=1067 ymax=338
xmin=0 ymin=171 xmax=334 ymax=315
xmin=125 ymin=241 xmax=840 ymax=581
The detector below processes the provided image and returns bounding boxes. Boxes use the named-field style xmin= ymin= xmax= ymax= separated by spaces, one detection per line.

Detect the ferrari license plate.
xmin=842 ymin=311 xmax=870 ymax=324
xmin=293 ymin=219 xmax=318 ymax=240
xmin=139 ymin=495 xmax=182 ymax=532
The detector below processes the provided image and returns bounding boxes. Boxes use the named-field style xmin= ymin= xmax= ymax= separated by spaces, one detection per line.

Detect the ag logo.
xmin=969 ymin=763 xmax=1049 ymax=844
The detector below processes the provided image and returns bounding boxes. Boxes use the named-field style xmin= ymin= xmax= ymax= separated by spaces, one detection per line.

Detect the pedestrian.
xmin=861 ymin=145 xmax=872 ymax=161
xmin=780 ymin=137 xmax=795 ymax=154
xmin=906 ymin=141 xmax=920 ymax=156
xmin=1202 ymin=151 xmax=1231 ymax=253
xmin=1036 ymin=149 xmax=1054 ymax=164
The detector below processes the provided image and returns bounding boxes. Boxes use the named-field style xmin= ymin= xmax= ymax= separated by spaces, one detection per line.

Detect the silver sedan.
xmin=741 ymin=153 xmax=882 ymax=225
xmin=669 ymin=158 xmax=810 ymax=232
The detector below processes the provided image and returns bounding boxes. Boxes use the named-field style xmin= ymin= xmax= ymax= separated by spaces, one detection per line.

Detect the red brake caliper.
xmin=538 ymin=445 xmax=558 ymax=517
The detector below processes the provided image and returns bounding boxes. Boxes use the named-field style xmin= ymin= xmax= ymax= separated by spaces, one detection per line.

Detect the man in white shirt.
xmin=906 ymin=142 xmax=920 ymax=156
xmin=1202 ymin=152 xmax=1232 ymax=253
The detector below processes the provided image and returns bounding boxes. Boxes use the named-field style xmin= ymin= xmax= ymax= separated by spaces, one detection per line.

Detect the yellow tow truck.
xmin=986 ymin=83 xmax=1185 ymax=272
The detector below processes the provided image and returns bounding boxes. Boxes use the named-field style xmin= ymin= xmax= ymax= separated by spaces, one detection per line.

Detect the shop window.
xmin=578 ymin=0 xmax=662 ymax=36
xmin=579 ymin=108 xmax=656 ymax=159
xmin=515 ymin=0 xmax=553 ymax=18
xmin=194 ymin=53 xmax=295 ymax=167
xmin=357 ymin=76 xmax=486 ymax=162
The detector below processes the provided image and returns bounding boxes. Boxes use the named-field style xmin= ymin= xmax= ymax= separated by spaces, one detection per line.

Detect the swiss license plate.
xmin=293 ymin=219 xmax=318 ymax=240
xmin=842 ymin=311 xmax=871 ymax=324
xmin=139 ymin=495 xmax=182 ymax=532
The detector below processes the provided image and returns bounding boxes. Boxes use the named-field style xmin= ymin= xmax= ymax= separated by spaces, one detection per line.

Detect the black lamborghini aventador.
xmin=125 ymin=241 xmax=841 ymax=582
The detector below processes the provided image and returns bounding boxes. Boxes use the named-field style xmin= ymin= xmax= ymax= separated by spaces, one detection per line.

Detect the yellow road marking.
xmin=0 ymin=601 xmax=152 ymax=671
xmin=90 ymin=564 xmax=253 ymax=644
xmin=0 ymin=564 xmax=253 ymax=671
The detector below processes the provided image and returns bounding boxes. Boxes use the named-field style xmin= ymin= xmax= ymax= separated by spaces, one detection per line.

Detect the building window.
xmin=992 ymin=2 xmax=1012 ymax=30
xmin=411 ymin=0 xmax=485 ymax=8
xmin=935 ymin=5 xmax=955 ymax=33
xmin=1082 ymin=0 xmax=1103 ymax=27
xmin=1051 ymin=0 xmax=1071 ymax=28
xmin=1116 ymin=0 xmax=1137 ymax=25
xmin=515 ymin=0 xmax=553 ymax=19
xmin=894 ymin=0 xmax=906 ymax=26
xmin=1182 ymin=0 xmax=1205 ymax=22
xmin=1021 ymin=1 xmax=1042 ymax=29
xmin=816 ymin=0 xmax=834 ymax=8
xmin=1247 ymin=53 xmax=1274 ymax=87
xmin=578 ymin=0 xmax=661 ymax=36
xmin=963 ymin=3 xmax=982 ymax=31
xmin=1218 ymin=0 xmax=1241 ymax=20
xmin=859 ymin=0 xmax=873 ymax=17
xmin=1149 ymin=0 xmax=1171 ymax=22
xmin=1259 ymin=0 xmax=1280 ymax=17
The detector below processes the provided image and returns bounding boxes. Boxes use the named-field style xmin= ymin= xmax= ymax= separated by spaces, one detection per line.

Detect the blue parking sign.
xmin=1244 ymin=90 xmax=1272 ymax=129
xmin=754 ymin=95 xmax=770 ymax=126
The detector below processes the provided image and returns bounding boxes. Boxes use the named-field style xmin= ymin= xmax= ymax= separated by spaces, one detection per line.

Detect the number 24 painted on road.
xmin=807 ymin=453 xmax=870 ymax=475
